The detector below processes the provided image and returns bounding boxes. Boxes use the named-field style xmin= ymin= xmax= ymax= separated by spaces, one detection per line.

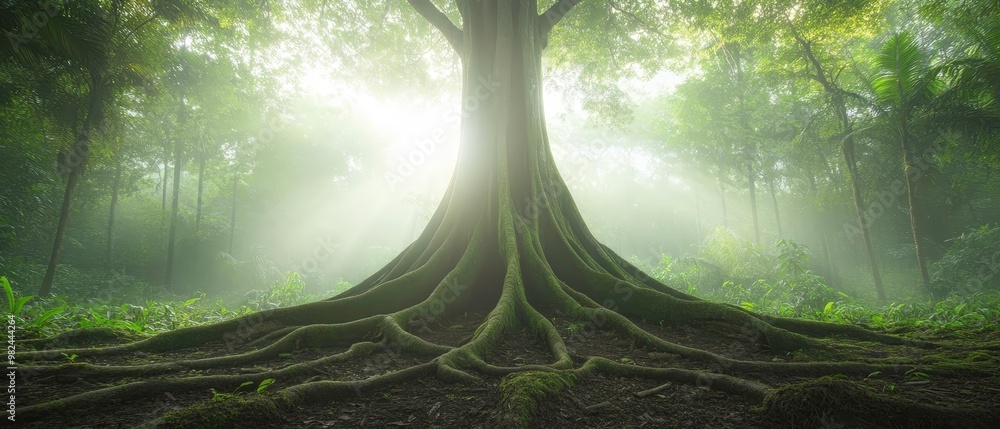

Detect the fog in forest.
xmin=5 ymin=1 xmax=1000 ymax=427
xmin=3 ymin=0 xmax=999 ymax=311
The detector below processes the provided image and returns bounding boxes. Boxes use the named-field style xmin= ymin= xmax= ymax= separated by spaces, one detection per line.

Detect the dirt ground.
xmin=14 ymin=314 xmax=1000 ymax=428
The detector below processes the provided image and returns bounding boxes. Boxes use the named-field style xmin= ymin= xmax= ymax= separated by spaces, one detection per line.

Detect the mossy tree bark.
xmin=17 ymin=2 xmax=999 ymax=428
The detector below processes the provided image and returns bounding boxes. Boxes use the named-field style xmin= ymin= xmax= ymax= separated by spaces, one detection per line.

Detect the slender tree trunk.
xmin=39 ymin=169 xmax=79 ymax=296
xmin=162 ymin=141 xmax=169 ymax=212
xmin=808 ymin=174 xmax=837 ymax=288
xmin=229 ymin=170 xmax=238 ymax=254
xmin=39 ymin=76 xmax=101 ymax=296
xmin=766 ymin=175 xmax=782 ymax=238
xmin=899 ymin=125 xmax=932 ymax=293
xmin=844 ymin=138 xmax=886 ymax=301
xmin=790 ymin=27 xmax=885 ymax=301
xmin=165 ymin=95 xmax=185 ymax=286
xmin=717 ymin=165 xmax=728 ymax=229
xmin=746 ymin=154 xmax=761 ymax=246
xmin=196 ymin=154 xmax=205 ymax=232
xmin=693 ymin=190 xmax=702 ymax=244
xmin=106 ymin=160 xmax=121 ymax=269
xmin=727 ymin=43 xmax=761 ymax=245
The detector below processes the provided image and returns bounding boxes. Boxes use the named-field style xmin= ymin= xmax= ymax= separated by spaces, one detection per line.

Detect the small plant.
xmin=256 ymin=378 xmax=276 ymax=393
xmin=61 ymin=353 xmax=78 ymax=363
xmin=565 ymin=322 xmax=585 ymax=334
xmin=210 ymin=388 xmax=231 ymax=401
xmin=3 ymin=276 xmax=33 ymax=316
xmin=212 ymin=378 xmax=276 ymax=401
xmin=905 ymin=369 xmax=931 ymax=381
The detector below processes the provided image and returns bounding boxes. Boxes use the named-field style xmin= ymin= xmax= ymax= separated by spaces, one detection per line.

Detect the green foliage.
xmin=806 ymin=291 xmax=1000 ymax=332
xmin=212 ymin=378 xmax=277 ymax=401
xmin=256 ymin=378 xmax=276 ymax=393
xmin=2 ymin=276 xmax=32 ymax=316
xmin=651 ymin=229 xmax=1000 ymax=330
xmin=654 ymin=229 xmax=847 ymax=317
xmin=244 ymin=272 xmax=311 ymax=310
xmin=931 ymin=225 xmax=1000 ymax=294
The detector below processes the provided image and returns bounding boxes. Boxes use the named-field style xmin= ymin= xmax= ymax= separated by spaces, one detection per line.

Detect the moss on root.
xmin=154 ymin=395 xmax=284 ymax=429
xmin=760 ymin=378 xmax=1000 ymax=429
xmin=498 ymin=371 xmax=577 ymax=427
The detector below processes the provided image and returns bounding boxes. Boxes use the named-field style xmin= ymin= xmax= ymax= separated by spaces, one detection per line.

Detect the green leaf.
xmin=234 ymin=380 xmax=254 ymax=393
xmin=2 ymin=277 xmax=33 ymax=315
xmin=823 ymin=301 xmax=835 ymax=315
xmin=33 ymin=306 xmax=66 ymax=326
xmin=14 ymin=296 xmax=33 ymax=315
xmin=257 ymin=378 xmax=276 ymax=393
xmin=2 ymin=277 xmax=15 ymax=314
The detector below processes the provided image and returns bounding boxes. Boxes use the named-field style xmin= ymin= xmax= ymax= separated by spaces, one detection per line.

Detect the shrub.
xmin=931 ymin=225 xmax=1000 ymax=295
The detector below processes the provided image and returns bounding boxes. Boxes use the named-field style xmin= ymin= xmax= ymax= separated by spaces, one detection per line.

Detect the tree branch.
xmin=608 ymin=0 xmax=667 ymax=40
xmin=538 ymin=0 xmax=584 ymax=37
xmin=407 ymin=0 xmax=462 ymax=53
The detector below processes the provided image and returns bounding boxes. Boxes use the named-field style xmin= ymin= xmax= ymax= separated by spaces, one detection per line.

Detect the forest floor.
xmin=15 ymin=312 xmax=1000 ymax=429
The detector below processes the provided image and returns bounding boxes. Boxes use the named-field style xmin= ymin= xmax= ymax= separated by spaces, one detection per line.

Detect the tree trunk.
xmin=39 ymin=76 xmax=101 ymax=296
xmin=106 ymin=159 xmax=121 ymax=269
xmin=229 ymin=170 xmax=237 ymax=255
xmin=196 ymin=154 xmax=205 ymax=232
xmin=790 ymin=27 xmax=885 ymax=301
xmin=766 ymin=175 xmax=782 ymax=238
xmin=746 ymin=155 xmax=761 ymax=246
xmin=899 ymin=125 xmax=932 ymax=294
xmin=844 ymin=138 xmax=886 ymax=302
xmin=336 ymin=0 xmax=715 ymax=317
xmin=39 ymin=168 xmax=79 ymax=297
xmin=165 ymin=95 xmax=185 ymax=286
xmin=693 ymin=190 xmax=702 ymax=244
xmin=162 ymin=140 xmax=169 ymax=213
xmin=808 ymin=174 xmax=837 ymax=288
xmin=717 ymin=165 xmax=728 ymax=229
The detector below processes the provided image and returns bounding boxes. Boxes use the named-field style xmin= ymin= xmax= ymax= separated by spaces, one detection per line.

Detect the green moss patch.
xmin=157 ymin=395 xmax=283 ymax=429
xmin=498 ymin=371 xmax=577 ymax=427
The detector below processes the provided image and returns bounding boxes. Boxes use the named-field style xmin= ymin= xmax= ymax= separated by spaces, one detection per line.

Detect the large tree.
xmin=16 ymin=1 xmax=999 ymax=427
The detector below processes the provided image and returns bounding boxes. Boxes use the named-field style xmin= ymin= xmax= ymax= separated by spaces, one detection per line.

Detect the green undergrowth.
xmin=2 ymin=272 xmax=350 ymax=341
xmin=498 ymin=371 xmax=577 ymax=427
xmin=640 ymin=229 xmax=1000 ymax=334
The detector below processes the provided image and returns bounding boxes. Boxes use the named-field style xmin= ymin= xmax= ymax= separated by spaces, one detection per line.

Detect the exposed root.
xmin=19 ymin=161 xmax=998 ymax=428
xmin=19 ymin=341 xmax=380 ymax=422
xmin=583 ymin=357 xmax=773 ymax=402
xmin=21 ymin=318 xmax=382 ymax=378
xmin=140 ymin=361 xmax=438 ymax=429
xmin=761 ymin=378 xmax=1000 ymax=429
